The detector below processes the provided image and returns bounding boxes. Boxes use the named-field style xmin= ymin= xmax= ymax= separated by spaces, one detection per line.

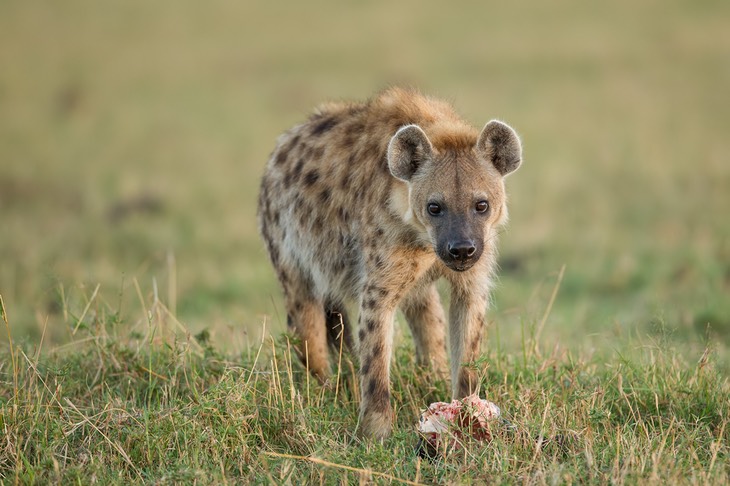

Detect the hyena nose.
xmin=448 ymin=241 xmax=477 ymax=260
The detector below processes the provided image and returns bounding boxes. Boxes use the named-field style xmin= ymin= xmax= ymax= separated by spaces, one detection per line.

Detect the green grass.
xmin=1 ymin=0 xmax=730 ymax=483
xmin=1 ymin=293 xmax=728 ymax=484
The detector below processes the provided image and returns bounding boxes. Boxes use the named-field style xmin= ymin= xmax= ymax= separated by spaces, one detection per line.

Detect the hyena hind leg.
xmin=284 ymin=284 xmax=331 ymax=382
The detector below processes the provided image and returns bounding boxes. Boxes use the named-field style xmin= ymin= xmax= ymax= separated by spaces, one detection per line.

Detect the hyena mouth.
xmin=450 ymin=262 xmax=475 ymax=272
xmin=442 ymin=258 xmax=478 ymax=272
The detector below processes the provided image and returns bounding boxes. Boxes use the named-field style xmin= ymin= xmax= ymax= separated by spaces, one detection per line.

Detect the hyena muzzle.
xmin=257 ymin=88 xmax=522 ymax=439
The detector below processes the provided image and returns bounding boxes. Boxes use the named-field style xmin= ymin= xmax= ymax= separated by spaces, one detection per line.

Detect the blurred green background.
xmin=1 ymin=1 xmax=729 ymax=366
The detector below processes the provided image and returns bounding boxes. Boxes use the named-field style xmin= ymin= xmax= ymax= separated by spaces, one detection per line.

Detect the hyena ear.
xmin=387 ymin=124 xmax=434 ymax=182
xmin=476 ymin=120 xmax=522 ymax=176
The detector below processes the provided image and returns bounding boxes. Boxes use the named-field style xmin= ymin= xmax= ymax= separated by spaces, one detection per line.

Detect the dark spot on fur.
xmin=282 ymin=171 xmax=293 ymax=188
xmin=311 ymin=116 xmax=339 ymax=136
xmin=291 ymin=158 xmax=305 ymax=182
xmin=285 ymin=134 xmax=301 ymax=152
xmin=340 ymin=170 xmax=352 ymax=190
xmin=319 ymin=188 xmax=331 ymax=204
xmin=278 ymin=269 xmax=289 ymax=287
xmin=398 ymin=229 xmax=422 ymax=248
xmin=360 ymin=356 xmax=371 ymax=376
xmin=371 ymin=342 xmax=384 ymax=359
xmin=366 ymin=379 xmax=390 ymax=409
xmin=303 ymin=170 xmax=320 ymax=187
xmin=367 ymin=378 xmax=377 ymax=397
xmin=342 ymin=131 xmax=359 ymax=150
xmin=366 ymin=318 xmax=377 ymax=333
xmin=312 ymin=146 xmax=325 ymax=161
xmin=358 ymin=328 xmax=366 ymax=342
xmin=274 ymin=150 xmax=288 ymax=166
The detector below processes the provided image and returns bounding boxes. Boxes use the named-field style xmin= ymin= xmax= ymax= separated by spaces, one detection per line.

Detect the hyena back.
xmin=257 ymin=88 xmax=522 ymax=439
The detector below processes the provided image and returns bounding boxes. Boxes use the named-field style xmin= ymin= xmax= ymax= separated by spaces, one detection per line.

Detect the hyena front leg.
xmin=400 ymin=282 xmax=448 ymax=376
xmin=357 ymin=248 xmax=427 ymax=439
xmin=448 ymin=277 xmax=490 ymax=399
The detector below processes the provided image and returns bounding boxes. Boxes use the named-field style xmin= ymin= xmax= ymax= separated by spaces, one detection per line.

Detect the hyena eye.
xmin=475 ymin=200 xmax=489 ymax=213
xmin=427 ymin=203 xmax=442 ymax=216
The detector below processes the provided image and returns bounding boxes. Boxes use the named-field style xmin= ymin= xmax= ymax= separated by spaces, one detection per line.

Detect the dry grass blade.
xmin=0 ymin=293 xmax=8 ymax=325
xmin=72 ymin=283 xmax=100 ymax=335
xmin=261 ymin=451 xmax=426 ymax=486
xmin=1 ymin=293 xmax=18 ymax=409
xmin=533 ymin=264 xmax=565 ymax=356
xmin=63 ymin=398 xmax=143 ymax=480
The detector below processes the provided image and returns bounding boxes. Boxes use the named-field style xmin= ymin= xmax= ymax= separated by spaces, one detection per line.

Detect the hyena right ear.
xmin=387 ymin=124 xmax=434 ymax=182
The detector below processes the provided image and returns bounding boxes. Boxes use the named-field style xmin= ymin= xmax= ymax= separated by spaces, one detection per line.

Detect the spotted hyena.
xmin=257 ymin=88 xmax=521 ymax=439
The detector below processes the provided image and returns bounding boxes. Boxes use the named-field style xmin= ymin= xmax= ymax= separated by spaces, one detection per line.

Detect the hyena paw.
xmin=358 ymin=405 xmax=394 ymax=440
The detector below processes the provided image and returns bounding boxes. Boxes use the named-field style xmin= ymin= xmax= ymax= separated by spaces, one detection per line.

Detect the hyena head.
xmin=388 ymin=120 xmax=522 ymax=272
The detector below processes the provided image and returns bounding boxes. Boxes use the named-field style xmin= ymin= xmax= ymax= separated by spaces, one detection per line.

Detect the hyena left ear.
xmin=477 ymin=120 xmax=522 ymax=176
xmin=388 ymin=124 xmax=434 ymax=182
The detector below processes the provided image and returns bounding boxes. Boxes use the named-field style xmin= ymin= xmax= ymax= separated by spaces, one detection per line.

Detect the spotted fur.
xmin=257 ymin=88 xmax=522 ymax=439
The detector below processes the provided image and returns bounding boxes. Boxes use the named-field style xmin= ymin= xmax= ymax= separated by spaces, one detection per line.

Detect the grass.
xmin=1 ymin=292 xmax=728 ymax=484
xmin=1 ymin=0 xmax=730 ymax=483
